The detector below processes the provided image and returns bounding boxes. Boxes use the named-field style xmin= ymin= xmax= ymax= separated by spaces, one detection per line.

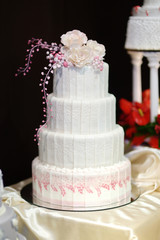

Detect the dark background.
xmin=0 ymin=0 xmax=150 ymax=186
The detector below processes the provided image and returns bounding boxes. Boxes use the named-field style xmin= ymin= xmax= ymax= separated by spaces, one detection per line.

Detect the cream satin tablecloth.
xmin=2 ymin=147 xmax=160 ymax=240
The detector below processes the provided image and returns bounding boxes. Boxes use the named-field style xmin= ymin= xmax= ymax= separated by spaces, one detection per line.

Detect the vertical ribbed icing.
xmin=143 ymin=0 xmax=160 ymax=7
xmin=53 ymin=63 xmax=108 ymax=99
xmin=39 ymin=125 xmax=124 ymax=168
xmin=47 ymin=94 xmax=116 ymax=134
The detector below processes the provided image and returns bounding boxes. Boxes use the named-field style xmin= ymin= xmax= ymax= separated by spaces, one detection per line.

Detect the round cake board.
xmin=21 ymin=183 xmax=139 ymax=212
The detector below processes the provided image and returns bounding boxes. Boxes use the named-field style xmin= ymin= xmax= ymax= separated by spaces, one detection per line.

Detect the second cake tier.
xmin=47 ymin=93 xmax=116 ymax=134
xmin=39 ymin=125 xmax=124 ymax=168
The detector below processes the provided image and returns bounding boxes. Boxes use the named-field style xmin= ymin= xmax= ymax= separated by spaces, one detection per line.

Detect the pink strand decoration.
xmin=15 ymin=38 xmax=63 ymax=143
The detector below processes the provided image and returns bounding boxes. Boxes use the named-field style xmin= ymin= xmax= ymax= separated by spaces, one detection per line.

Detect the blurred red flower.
xmin=156 ymin=114 xmax=160 ymax=125
xmin=125 ymin=127 xmax=137 ymax=139
xmin=155 ymin=124 xmax=160 ymax=134
xmin=148 ymin=136 xmax=160 ymax=149
xmin=119 ymin=99 xmax=150 ymax=127
xmin=142 ymin=89 xmax=150 ymax=108
xmin=119 ymin=89 xmax=160 ymax=148
xmin=132 ymin=135 xmax=148 ymax=146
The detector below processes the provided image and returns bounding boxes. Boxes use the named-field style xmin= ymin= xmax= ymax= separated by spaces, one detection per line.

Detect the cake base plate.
xmin=21 ymin=183 xmax=139 ymax=212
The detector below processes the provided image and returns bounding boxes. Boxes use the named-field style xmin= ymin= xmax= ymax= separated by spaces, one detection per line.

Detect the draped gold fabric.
xmin=2 ymin=147 xmax=160 ymax=240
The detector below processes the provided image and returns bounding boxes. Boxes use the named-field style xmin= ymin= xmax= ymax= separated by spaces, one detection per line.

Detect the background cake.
xmin=125 ymin=0 xmax=160 ymax=50
xmin=122 ymin=0 xmax=160 ymax=149
xmin=32 ymin=30 xmax=131 ymax=210
xmin=0 ymin=170 xmax=26 ymax=240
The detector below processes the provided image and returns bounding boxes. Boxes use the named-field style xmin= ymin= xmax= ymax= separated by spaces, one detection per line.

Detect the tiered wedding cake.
xmin=0 ymin=170 xmax=26 ymax=240
xmin=125 ymin=0 xmax=160 ymax=50
xmin=32 ymin=30 xmax=131 ymax=210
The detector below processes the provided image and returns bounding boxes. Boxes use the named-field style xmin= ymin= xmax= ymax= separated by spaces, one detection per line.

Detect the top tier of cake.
xmin=53 ymin=63 xmax=108 ymax=99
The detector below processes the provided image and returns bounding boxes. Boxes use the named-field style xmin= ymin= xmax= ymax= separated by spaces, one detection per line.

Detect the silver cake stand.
xmin=21 ymin=183 xmax=140 ymax=212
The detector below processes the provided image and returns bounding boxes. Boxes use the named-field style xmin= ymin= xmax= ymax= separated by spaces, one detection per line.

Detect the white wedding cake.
xmin=32 ymin=30 xmax=131 ymax=210
xmin=125 ymin=0 xmax=160 ymax=50
xmin=0 ymin=170 xmax=26 ymax=240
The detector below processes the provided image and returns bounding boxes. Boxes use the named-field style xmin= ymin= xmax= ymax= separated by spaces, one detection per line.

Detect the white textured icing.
xmin=53 ymin=63 xmax=108 ymax=99
xmin=125 ymin=17 xmax=160 ymax=50
xmin=132 ymin=7 xmax=160 ymax=17
xmin=125 ymin=0 xmax=160 ymax=50
xmin=47 ymin=93 xmax=116 ymax=134
xmin=143 ymin=0 xmax=160 ymax=7
xmin=32 ymin=157 xmax=131 ymax=208
xmin=39 ymin=125 xmax=124 ymax=168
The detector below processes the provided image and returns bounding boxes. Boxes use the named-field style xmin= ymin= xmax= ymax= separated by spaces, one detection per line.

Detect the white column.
xmin=144 ymin=52 xmax=160 ymax=122
xmin=128 ymin=51 xmax=143 ymax=103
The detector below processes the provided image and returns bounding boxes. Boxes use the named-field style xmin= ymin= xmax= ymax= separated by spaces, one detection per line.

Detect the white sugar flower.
xmin=65 ymin=46 xmax=93 ymax=67
xmin=61 ymin=30 xmax=88 ymax=48
xmin=87 ymin=40 xmax=105 ymax=59
xmin=61 ymin=46 xmax=68 ymax=56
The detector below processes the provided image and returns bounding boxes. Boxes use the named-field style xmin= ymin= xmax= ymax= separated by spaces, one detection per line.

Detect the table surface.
xmin=2 ymin=178 xmax=160 ymax=240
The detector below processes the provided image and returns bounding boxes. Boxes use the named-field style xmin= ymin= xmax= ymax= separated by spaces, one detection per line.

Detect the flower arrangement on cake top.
xmin=59 ymin=30 xmax=105 ymax=69
xmin=119 ymin=89 xmax=160 ymax=149
xmin=16 ymin=30 xmax=105 ymax=77
xmin=15 ymin=30 xmax=106 ymax=142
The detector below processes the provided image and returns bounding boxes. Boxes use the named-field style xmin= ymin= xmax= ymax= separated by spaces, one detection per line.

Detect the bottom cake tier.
xmin=32 ymin=157 xmax=131 ymax=210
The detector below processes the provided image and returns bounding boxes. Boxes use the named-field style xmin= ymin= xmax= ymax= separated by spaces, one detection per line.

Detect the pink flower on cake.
xmin=87 ymin=40 xmax=105 ymax=59
xmin=77 ymin=184 xmax=85 ymax=194
xmin=101 ymin=183 xmax=110 ymax=190
xmin=38 ymin=180 xmax=42 ymax=192
xmin=59 ymin=186 xmax=66 ymax=196
xmin=66 ymin=46 xmax=93 ymax=67
xmin=51 ymin=185 xmax=58 ymax=192
xmin=60 ymin=29 xmax=88 ymax=48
